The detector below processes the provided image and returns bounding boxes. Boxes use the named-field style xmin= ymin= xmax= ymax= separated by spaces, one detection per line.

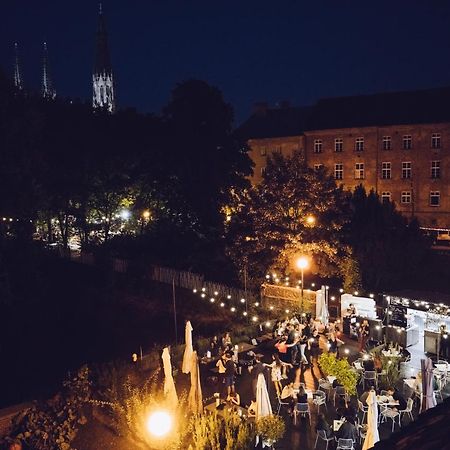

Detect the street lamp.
xmin=146 ymin=410 xmax=173 ymax=438
xmin=306 ymin=215 xmax=316 ymax=225
xmin=296 ymin=257 xmax=309 ymax=314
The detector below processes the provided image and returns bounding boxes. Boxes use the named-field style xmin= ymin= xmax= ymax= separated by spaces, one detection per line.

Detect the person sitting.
xmin=293 ymin=386 xmax=308 ymax=404
xmin=386 ymin=386 xmax=407 ymax=411
xmin=247 ymin=400 xmax=257 ymax=418
xmin=363 ymin=356 xmax=375 ymax=371
xmin=281 ymin=382 xmax=295 ymax=400
xmin=228 ymin=391 xmax=241 ymax=406
xmin=222 ymin=332 xmax=232 ymax=350
xmin=336 ymin=416 xmax=358 ymax=443
xmin=316 ymin=412 xmax=333 ymax=438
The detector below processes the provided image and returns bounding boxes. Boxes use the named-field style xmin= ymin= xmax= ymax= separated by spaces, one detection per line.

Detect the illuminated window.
xmin=260 ymin=147 xmax=266 ymax=156
xmin=335 ymin=138 xmax=343 ymax=152
xmin=382 ymin=136 xmax=392 ymax=150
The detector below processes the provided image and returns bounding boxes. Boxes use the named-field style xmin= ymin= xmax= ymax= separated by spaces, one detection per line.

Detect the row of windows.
xmin=312 ymin=133 xmax=442 ymax=153
xmin=325 ymin=161 xmax=442 ymax=180
xmin=380 ymin=190 xmax=442 ymax=207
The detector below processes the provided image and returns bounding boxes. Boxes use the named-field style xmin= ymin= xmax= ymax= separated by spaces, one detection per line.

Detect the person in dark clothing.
xmin=316 ymin=413 xmax=333 ymax=438
xmin=308 ymin=329 xmax=321 ymax=366
xmin=359 ymin=319 xmax=370 ymax=352
xmin=224 ymin=352 xmax=236 ymax=397
xmin=336 ymin=416 xmax=358 ymax=442
xmin=363 ymin=356 xmax=375 ymax=371
xmin=386 ymin=387 xmax=407 ymax=411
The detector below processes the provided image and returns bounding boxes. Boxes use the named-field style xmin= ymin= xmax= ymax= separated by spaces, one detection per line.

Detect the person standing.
xmin=359 ymin=319 xmax=370 ymax=352
xmin=265 ymin=354 xmax=292 ymax=397
xmin=308 ymin=329 xmax=321 ymax=367
xmin=224 ymin=352 xmax=236 ymax=398
xmin=249 ymin=355 xmax=266 ymax=400
xmin=328 ymin=332 xmax=344 ymax=357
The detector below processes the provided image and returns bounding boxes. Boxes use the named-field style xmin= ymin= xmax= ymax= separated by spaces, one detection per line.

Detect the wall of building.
xmin=248 ymin=123 xmax=450 ymax=228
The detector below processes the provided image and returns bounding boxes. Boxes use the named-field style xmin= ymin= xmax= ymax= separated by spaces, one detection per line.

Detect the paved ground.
xmin=200 ymin=332 xmax=450 ymax=450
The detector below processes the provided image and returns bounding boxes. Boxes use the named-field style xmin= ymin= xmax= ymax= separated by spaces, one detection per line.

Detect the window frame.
xmin=335 ymin=138 xmax=343 ymax=153
xmin=314 ymin=139 xmax=323 ymax=154
xmin=431 ymin=160 xmax=441 ymax=179
xmin=402 ymin=161 xmax=412 ymax=179
xmin=354 ymin=162 xmax=365 ymax=180
xmin=381 ymin=191 xmax=392 ymax=203
xmin=431 ymin=133 xmax=441 ymax=149
xmin=402 ymin=135 xmax=412 ymax=150
xmin=381 ymin=161 xmax=392 ymax=180
xmin=355 ymin=137 xmax=364 ymax=152
xmin=334 ymin=163 xmax=344 ymax=180
xmin=430 ymin=191 xmax=440 ymax=207
xmin=401 ymin=191 xmax=412 ymax=204
xmin=382 ymin=136 xmax=392 ymax=151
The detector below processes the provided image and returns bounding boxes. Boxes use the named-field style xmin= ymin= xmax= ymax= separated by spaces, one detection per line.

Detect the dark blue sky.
xmin=1 ymin=1 xmax=450 ymax=123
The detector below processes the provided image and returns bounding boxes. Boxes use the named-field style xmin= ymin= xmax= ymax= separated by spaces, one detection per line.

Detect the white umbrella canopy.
xmin=421 ymin=357 xmax=437 ymax=412
xmin=256 ymin=373 xmax=272 ymax=420
xmin=182 ymin=320 xmax=194 ymax=374
xmin=188 ymin=350 xmax=203 ymax=414
xmin=362 ymin=390 xmax=379 ymax=450
xmin=162 ymin=347 xmax=178 ymax=408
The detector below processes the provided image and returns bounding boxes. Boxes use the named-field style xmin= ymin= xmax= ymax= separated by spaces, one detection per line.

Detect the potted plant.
xmin=255 ymin=415 xmax=285 ymax=448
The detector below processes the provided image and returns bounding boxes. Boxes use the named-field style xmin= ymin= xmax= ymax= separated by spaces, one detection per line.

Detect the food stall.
xmin=386 ymin=291 xmax=450 ymax=355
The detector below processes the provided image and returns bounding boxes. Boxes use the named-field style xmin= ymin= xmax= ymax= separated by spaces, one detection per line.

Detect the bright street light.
xmin=306 ymin=215 xmax=316 ymax=225
xmin=295 ymin=257 xmax=309 ymax=315
xmin=146 ymin=410 xmax=173 ymax=438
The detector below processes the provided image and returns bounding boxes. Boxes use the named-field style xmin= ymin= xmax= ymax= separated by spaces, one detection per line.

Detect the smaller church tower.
xmin=92 ymin=3 xmax=115 ymax=113
xmin=13 ymin=42 xmax=23 ymax=91
xmin=42 ymin=42 xmax=56 ymax=99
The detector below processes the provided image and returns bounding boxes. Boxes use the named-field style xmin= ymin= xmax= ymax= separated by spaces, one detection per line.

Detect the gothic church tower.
xmin=92 ymin=4 xmax=115 ymax=112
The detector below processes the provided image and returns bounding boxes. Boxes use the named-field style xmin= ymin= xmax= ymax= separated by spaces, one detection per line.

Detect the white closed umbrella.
xmin=188 ymin=350 xmax=203 ymax=414
xmin=362 ymin=390 xmax=379 ymax=450
xmin=182 ymin=321 xmax=193 ymax=374
xmin=162 ymin=347 xmax=178 ymax=408
xmin=421 ymin=357 xmax=437 ymax=412
xmin=256 ymin=373 xmax=272 ymax=419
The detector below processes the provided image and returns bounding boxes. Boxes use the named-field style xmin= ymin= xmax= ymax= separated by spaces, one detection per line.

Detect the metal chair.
xmin=357 ymin=399 xmax=368 ymax=423
xmin=357 ymin=423 xmax=368 ymax=444
xmin=276 ymin=395 xmax=290 ymax=415
xmin=314 ymin=429 xmax=334 ymax=450
xmin=363 ymin=370 xmax=378 ymax=389
xmin=313 ymin=390 xmax=327 ymax=413
xmin=336 ymin=438 xmax=355 ymax=450
xmin=318 ymin=378 xmax=332 ymax=400
xmin=293 ymin=402 xmax=311 ymax=426
xmin=399 ymin=397 xmax=414 ymax=423
xmin=333 ymin=385 xmax=348 ymax=406
xmin=380 ymin=407 xmax=401 ymax=432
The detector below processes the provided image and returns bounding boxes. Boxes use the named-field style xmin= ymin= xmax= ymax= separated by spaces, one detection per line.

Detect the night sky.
xmin=2 ymin=1 xmax=450 ymax=123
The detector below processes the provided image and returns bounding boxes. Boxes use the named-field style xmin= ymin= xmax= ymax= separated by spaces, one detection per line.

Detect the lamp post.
xmin=296 ymin=257 xmax=309 ymax=314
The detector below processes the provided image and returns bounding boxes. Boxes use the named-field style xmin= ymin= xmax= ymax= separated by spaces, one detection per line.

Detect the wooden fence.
xmin=60 ymin=249 xmax=255 ymax=302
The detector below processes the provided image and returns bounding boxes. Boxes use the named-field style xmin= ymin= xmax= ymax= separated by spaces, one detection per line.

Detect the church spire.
xmin=92 ymin=3 xmax=115 ymax=113
xmin=42 ymin=42 xmax=56 ymax=99
xmin=13 ymin=42 xmax=23 ymax=91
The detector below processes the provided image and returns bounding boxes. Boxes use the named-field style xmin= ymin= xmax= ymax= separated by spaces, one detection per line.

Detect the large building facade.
xmin=241 ymin=88 xmax=450 ymax=228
